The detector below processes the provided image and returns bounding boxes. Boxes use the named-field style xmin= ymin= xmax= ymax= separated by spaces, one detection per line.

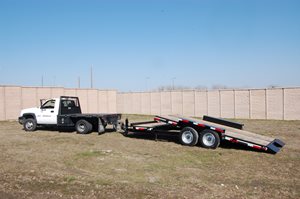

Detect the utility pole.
xmin=53 ymin=76 xmax=56 ymax=87
xmin=78 ymin=76 xmax=81 ymax=88
xmin=146 ymin=77 xmax=150 ymax=91
xmin=172 ymin=77 xmax=176 ymax=90
xmin=41 ymin=75 xmax=44 ymax=87
xmin=90 ymin=64 xmax=93 ymax=88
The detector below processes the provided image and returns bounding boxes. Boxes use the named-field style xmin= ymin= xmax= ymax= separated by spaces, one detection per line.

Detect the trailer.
xmin=124 ymin=115 xmax=285 ymax=154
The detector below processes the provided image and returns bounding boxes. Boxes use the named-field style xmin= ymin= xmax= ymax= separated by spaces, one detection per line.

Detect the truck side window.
xmin=41 ymin=100 xmax=55 ymax=109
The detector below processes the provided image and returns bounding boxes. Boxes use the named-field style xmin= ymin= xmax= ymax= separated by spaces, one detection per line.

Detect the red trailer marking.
xmin=197 ymin=123 xmax=205 ymax=127
xmin=135 ymin=127 xmax=146 ymax=131
xmin=215 ymin=128 xmax=224 ymax=133
xmin=154 ymin=117 xmax=160 ymax=121
xmin=168 ymin=121 xmax=177 ymax=125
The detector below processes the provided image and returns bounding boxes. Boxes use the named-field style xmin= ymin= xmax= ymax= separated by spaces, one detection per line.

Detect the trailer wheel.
xmin=199 ymin=129 xmax=220 ymax=149
xmin=179 ymin=127 xmax=199 ymax=146
xmin=23 ymin=118 xmax=37 ymax=131
xmin=75 ymin=120 xmax=92 ymax=134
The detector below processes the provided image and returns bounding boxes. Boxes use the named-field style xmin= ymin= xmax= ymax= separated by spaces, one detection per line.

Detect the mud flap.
xmin=98 ymin=118 xmax=105 ymax=134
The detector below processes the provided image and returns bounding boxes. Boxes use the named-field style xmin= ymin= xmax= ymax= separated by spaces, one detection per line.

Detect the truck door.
xmin=37 ymin=99 xmax=58 ymax=124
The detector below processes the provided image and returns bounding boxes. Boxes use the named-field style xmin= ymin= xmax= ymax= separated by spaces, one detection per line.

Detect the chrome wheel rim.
xmin=182 ymin=131 xmax=194 ymax=144
xmin=25 ymin=121 xmax=33 ymax=130
xmin=78 ymin=123 xmax=86 ymax=132
xmin=203 ymin=133 xmax=216 ymax=147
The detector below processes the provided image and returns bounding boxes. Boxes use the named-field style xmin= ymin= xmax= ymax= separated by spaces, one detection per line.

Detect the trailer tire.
xmin=179 ymin=127 xmax=199 ymax=146
xmin=75 ymin=120 xmax=92 ymax=134
xmin=199 ymin=129 xmax=220 ymax=149
xmin=23 ymin=118 xmax=37 ymax=131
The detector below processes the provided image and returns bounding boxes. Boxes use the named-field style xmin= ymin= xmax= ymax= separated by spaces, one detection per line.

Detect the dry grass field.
xmin=0 ymin=114 xmax=299 ymax=199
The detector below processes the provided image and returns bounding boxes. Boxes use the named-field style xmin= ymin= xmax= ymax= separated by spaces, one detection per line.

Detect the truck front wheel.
xmin=75 ymin=120 xmax=92 ymax=134
xmin=23 ymin=118 xmax=37 ymax=131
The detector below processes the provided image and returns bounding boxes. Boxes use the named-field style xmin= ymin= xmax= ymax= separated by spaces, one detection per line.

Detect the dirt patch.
xmin=0 ymin=116 xmax=299 ymax=198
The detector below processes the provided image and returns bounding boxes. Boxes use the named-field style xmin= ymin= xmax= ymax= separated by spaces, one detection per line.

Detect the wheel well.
xmin=23 ymin=114 xmax=36 ymax=120
xmin=72 ymin=118 xmax=98 ymax=127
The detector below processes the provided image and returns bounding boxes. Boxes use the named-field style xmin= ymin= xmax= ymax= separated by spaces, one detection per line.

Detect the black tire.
xmin=199 ymin=129 xmax=220 ymax=149
xmin=179 ymin=127 xmax=199 ymax=146
xmin=23 ymin=118 xmax=37 ymax=131
xmin=75 ymin=120 xmax=92 ymax=134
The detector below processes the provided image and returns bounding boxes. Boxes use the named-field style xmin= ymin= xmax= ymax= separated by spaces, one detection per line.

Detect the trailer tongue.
xmin=124 ymin=115 xmax=285 ymax=154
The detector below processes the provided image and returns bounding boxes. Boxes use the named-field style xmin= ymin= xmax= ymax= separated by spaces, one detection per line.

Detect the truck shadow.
xmin=124 ymin=132 xmax=271 ymax=154
xmin=34 ymin=126 xmax=116 ymax=134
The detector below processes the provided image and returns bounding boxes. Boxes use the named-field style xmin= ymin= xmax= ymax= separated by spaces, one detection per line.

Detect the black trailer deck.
xmin=125 ymin=115 xmax=285 ymax=154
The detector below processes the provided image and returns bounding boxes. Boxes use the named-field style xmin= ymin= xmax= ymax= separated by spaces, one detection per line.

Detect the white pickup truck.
xmin=18 ymin=96 xmax=121 ymax=134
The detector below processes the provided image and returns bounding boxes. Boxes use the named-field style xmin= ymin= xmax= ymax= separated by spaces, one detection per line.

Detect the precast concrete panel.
xmin=284 ymin=88 xmax=300 ymax=120
xmin=21 ymin=87 xmax=37 ymax=109
xmin=87 ymin=90 xmax=98 ymax=113
xmin=161 ymin=91 xmax=172 ymax=115
xmin=207 ymin=91 xmax=220 ymax=117
xmin=235 ymin=90 xmax=250 ymax=119
xmin=107 ymin=90 xmax=117 ymax=113
xmin=51 ymin=87 xmax=64 ymax=98
xmin=141 ymin=92 xmax=151 ymax=115
xmin=98 ymin=90 xmax=108 ymax=113
xmin=37 ymin=88 xmax=51 ymax=107
xmin=195 ymin=91 xmax=208 ymax=117
xmin=76 ymin=89 xmax=88 ymax=113
xmin=220 ymin=90 xmax=234 ymax=119
xmin=267 ymin=89 xmax=283 ymax=120
xmin=150 ymin=92 xmax=161 ymax=115
xmin=5 ymin=86 xmax=21 ymax=120
xmin=132 ymin=93 xmax=142 ymax=114
xmin=117 ymin=93 xmax=124 ymax=113
xmin=250 ymin=89 xmax=266 ymax=119
xmin=171 ymin=91 xmax=183 ymax=115
xmin=183 ymin=91 xmax=195 ymax=116
xmin=64 ymin=89 xmax=76 ymax=97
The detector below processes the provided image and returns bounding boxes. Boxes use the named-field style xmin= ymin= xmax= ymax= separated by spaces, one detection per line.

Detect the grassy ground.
xmin=0 ymin=115 xmax=299 ymax=199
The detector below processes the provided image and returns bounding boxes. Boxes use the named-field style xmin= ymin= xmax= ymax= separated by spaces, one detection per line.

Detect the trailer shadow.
xmin=220 ymin=141 xmax=272 ymax=154
xmin=124 ymin=132 xmax=181 ymax=145
xmin=124 ymin=132 xmax=270 ymax=154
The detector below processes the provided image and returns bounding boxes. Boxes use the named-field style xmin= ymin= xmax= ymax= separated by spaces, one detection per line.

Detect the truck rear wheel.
xmin=179 ymin=127 xmax=199 ymax=146
xmin=199 ymin=129 xmax=220 ymax=149
xmin=75 ymin=120 xmax=92 ymax=134
xmin=23 ymin=118 xmax=37 ymax=131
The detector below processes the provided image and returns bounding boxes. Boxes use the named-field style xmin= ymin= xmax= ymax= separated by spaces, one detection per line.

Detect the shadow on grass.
xmin=30 ymin=126 xmax=117 ymax=134
xmin=124 ymin=131 xmax=271 ymax=154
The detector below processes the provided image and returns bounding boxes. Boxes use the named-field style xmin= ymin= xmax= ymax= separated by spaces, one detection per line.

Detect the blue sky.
xmin=0 ymin=0 xmax=299 ymax=91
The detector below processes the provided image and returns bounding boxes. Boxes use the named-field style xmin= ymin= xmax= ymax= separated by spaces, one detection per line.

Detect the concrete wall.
xmin=0 ymin=86 xmax=117 ymax=120
xmin=1 ymin=86 xmax=300 ymax=120
xmin=117 ymin=88 xmax=300 ymax=120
